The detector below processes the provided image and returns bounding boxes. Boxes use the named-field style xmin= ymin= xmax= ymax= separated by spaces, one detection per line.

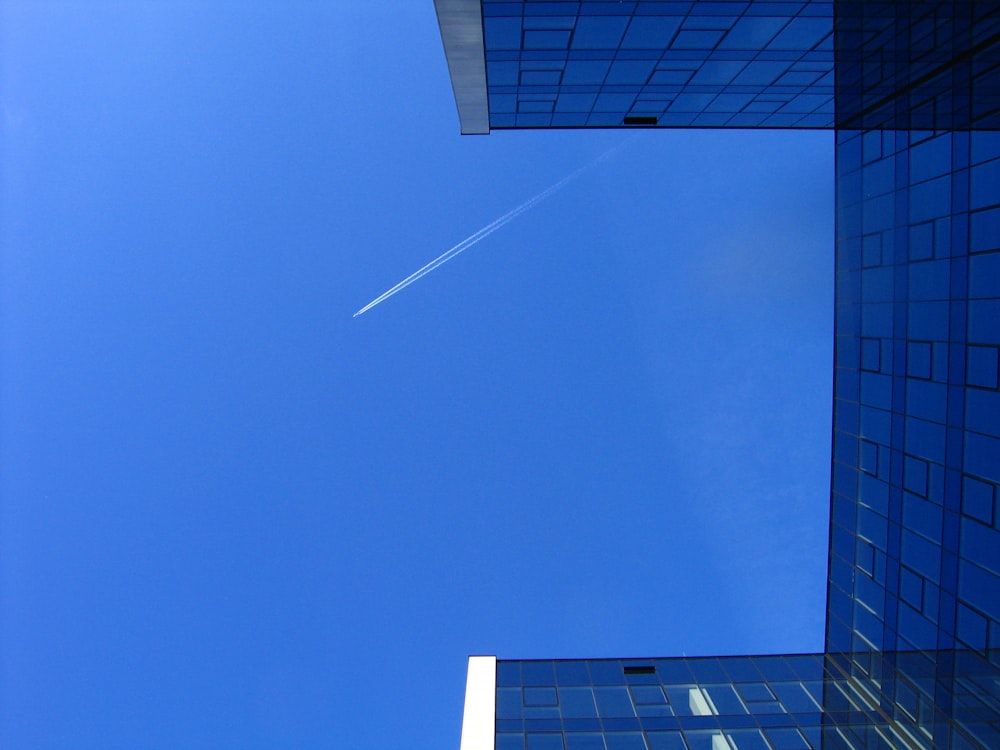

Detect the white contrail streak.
xmin=353 ymin=141 xmax=628 ymax=317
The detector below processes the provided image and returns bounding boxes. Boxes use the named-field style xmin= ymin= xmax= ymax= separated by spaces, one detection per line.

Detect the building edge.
xmin=433 ymin=0 xmax=490 ymax=135
xmin=459 ymin=655 xmax=496 ymax=750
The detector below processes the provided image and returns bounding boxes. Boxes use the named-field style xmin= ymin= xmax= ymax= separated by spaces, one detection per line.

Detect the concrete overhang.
xmin=434 ymin=0 xmax=490 ymax=135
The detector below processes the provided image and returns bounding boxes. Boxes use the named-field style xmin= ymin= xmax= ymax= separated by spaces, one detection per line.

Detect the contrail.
xmin=353 ymin=141 xmax=628 ymax=317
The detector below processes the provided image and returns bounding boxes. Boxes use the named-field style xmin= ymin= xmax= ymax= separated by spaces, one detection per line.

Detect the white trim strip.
xmin=689 ymin=686 xmax=718 ymax=716
xmin=459 ymin=655 xmax=496 ymax=750
xmin=433 ymin=0 xmax=490 ymax=134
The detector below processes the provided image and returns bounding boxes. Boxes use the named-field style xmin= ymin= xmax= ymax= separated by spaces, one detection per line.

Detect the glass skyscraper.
xmin=434 ymin=2 xmax=1000 ymax=748
xmin=473 ymin=650 xmax=998 ymax=750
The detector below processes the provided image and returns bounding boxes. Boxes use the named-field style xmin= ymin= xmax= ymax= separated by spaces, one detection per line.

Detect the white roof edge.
xmin=459 ymin=655 xmax=496 ymax=750
xmin=433 ymin=0 xmax=490 ymax=135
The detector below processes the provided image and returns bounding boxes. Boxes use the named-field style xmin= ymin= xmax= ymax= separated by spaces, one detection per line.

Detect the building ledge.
xmin=434 ymin=0 xmax=489 ymax=135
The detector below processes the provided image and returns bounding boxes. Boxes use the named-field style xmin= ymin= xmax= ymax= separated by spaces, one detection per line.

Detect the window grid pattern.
xmin=833 ymin=2 xmax=1000 ymax=130
xmin=482 ymin=1 xmax=835 ymax=129
xmin=827 ymin=128 xmax=1000 ymax=666
xmin=494 ymin=653 xmax=999 ymax=749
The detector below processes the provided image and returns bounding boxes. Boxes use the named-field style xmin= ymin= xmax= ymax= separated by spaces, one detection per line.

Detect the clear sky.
xmin=1 ymin=2 xmax=833 ymax=748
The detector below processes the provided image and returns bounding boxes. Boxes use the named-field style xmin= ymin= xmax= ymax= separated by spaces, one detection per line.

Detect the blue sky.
xmin=2 ymin=2 xmax=832 ymax=748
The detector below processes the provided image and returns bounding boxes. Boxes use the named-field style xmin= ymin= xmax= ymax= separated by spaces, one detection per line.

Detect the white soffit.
xmin=433 ymin=0 xmax=490 ymax=134
xmin=459 ymin=655 xmax=497 ymax=750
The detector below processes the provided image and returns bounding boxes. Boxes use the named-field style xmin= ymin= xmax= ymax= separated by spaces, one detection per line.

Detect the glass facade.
xmin=833 ymin=2 xmax=1000 ymax=132
xmin=828 ymin=127 xmax=1000 ymax=661
xmin=495 ymin=652 xmax=999 ymax=750
xmin=481 ymin=0 xmax=835 ymax=129
xmin=440 ymin=1 xmax=1000 ymax=133
xmin=437 ymin=1 xmax=1000 ymax=748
